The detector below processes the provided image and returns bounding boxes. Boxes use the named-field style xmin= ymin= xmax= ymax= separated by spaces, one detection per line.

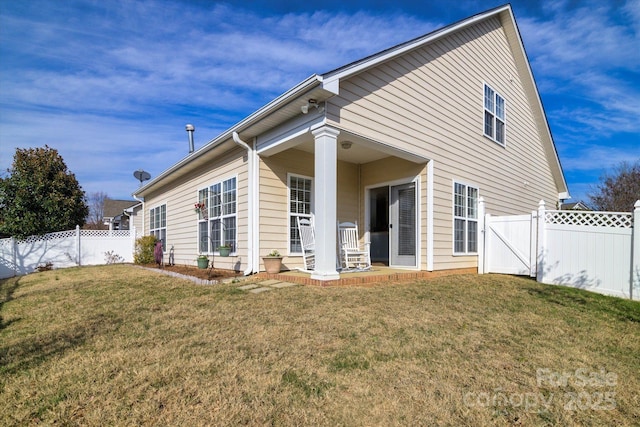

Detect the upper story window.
xmin=484 ymin=83 xmax=506 ymax=145
xmin=198 ymin=177 xmax=237 ymax=254
xmin=288 ymin=174 xmax=313 ymax=254
xmin=149 ymin=204 xmax=166 ymax=250
xmin=453 ymin=182 xmax=478 ymax=255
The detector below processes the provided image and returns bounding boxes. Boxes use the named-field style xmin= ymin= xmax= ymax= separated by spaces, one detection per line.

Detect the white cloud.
xmin=0 ymin=109 xmax=226 ymax=198
xmin=519 ymin=0 xmax=640 ymax=141
xmin=559 ymin=146 xmax=638 ymax=171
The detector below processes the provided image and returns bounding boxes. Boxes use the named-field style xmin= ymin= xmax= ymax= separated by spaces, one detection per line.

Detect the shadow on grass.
xmin=0 ymin=313 xmax=123 ymax=376
xmin=526 ymin=284 xmax=640 ymax=323
xmin=0 ymin=277 xmax=23 ymax=331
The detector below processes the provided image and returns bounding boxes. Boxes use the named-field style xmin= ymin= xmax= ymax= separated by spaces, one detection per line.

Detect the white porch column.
xmin=311 ymin=125 xmax=340 ymax=280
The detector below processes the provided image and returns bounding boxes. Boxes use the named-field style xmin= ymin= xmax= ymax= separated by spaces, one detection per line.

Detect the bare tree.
xmin=588 ymin=160 xmax=640 ymax=212
xmin=85 ymin=191 xmax=109 ymax=229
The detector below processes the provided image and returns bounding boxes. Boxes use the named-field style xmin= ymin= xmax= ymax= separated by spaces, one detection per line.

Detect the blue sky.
xmin=1 ymin=0 xmax=638 ymax=205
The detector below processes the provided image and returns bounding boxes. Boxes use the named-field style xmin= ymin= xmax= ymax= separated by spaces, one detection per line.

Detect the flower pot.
xmin=219 ymin=247 xmax=231 ymax=257
xmin=197 ymin=257 xmax=209 ymax=269
xmin=263 ymin=256 xmax=282 ymax=274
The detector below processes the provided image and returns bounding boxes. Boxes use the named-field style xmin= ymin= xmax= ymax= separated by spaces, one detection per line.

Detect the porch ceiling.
xmin=263 ymin=130 xmax=429 ymax=164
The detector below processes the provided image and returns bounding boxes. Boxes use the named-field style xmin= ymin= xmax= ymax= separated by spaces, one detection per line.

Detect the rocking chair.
xmin=296 ymin=217 xmax=315 ymax=271
xmin=337 ymin=221 xmax=371 ymax=271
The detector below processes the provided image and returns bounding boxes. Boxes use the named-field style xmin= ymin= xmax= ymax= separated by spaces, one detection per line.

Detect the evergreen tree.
xmin=0 ymin=146 xmax=88 ymax=239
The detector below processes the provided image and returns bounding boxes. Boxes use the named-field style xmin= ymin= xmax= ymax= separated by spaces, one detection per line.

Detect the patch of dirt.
xmin=141 ymin=264 xmax=242 ymax=281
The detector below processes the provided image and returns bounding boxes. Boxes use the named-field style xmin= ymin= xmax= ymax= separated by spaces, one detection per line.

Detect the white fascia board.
xmin=321 ymin=5 xmax=511 ymax=94
xmin=133 ymin=75 xmax=322 ymax=197
xmin=257 ymin=113 xmax=325 ymax=154
xmin=503 ymin=8 xmax=570 ymax=197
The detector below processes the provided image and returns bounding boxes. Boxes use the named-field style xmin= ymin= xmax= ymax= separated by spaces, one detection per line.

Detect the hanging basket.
xmin=194 ymin=203 xmax=208 ymax=220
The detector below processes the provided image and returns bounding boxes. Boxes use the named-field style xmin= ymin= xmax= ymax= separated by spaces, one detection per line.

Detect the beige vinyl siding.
xmin=259 ymin=149 xmax=313 ymax=271
xmin=142 ymin=147 xmax=248 ymax=269
xmin=327 ymin=16 xmax=558 ymax=270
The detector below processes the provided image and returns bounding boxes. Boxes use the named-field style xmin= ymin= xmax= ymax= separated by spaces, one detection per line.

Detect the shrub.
xmin=134 ymin=235 xmax=157 ymax=264
xmin=104 ymin=250 xmax=125 ymax=264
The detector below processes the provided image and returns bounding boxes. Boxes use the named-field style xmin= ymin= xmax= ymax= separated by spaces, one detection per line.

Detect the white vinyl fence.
xmin=0 ymin=226 xmax=136 ymax=279
xmin=479 ymin=199 xmax=639 ymax=300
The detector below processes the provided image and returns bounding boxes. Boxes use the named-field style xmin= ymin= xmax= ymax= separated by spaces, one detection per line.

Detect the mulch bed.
xmin=141 ymin=264 xmax=242 ymax=281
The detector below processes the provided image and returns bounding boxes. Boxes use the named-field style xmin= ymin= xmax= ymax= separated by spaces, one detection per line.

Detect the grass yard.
xmin=1 ymin=265 xmax=639 ymax=426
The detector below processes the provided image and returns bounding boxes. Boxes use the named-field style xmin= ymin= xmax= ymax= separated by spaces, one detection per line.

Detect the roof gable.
xmin=320 ymin=3 xmax=568 ymax=198
xmin=321 ymin=4 xmax=511 ymax=92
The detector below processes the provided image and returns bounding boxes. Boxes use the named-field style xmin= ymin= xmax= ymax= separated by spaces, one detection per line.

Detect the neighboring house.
xmin=561 ymin=201 xmax=591 ymax=211
xmin=103 ymin=199 xmax=141 ymax=231
xmin=132 ymin=4 xmax=569 ymax=280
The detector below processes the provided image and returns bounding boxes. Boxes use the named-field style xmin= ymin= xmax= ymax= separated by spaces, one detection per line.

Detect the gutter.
xmin=232 ymin=131 xmax=258 ymax=276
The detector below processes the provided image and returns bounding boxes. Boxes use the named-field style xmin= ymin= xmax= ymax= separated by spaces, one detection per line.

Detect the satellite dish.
xmin=133 ymin=169 xmax=151 ymax=186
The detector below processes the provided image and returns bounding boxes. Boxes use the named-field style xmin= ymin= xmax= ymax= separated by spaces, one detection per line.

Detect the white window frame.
xmin=197 ymin=176 xmax=237 ymax=255
xmin=483 ymin=83 xmax=506 ymax=146
xmin=288 ymin=173 xmax=313 ymax=255
xmin=149 ymin=203 xmax=167 ymax=250
xmin=452 ymin=181 xmax=479 ymax=255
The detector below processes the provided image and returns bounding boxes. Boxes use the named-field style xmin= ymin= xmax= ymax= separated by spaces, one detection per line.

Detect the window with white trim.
xmin=484 ymin=83 xmax=506 ymax=145
xmin=453 ymin=182 xmax=478 ymax=254
xmin=288 ymin=174 xmax=313 ymax=253
xmin=197 ymin=177 xmax=236 ymax=254
xmin=149 ymin=204 xmax=166 ymax=250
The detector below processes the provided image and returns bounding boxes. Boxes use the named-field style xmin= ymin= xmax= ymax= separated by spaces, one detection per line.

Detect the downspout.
xmin=232 ymin=131 xmax=256 ymax=276
xmin=251 ymin=137 xmax=260 ymax=273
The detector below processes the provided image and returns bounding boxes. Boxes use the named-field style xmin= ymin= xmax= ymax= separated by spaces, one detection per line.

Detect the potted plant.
xmin=218 ymin=245 xmax=231 ymax=257
xmin=197 ymin=255 xmax=209 ymax=269
xmin=262 ymin=250 xmax=283 ymax=274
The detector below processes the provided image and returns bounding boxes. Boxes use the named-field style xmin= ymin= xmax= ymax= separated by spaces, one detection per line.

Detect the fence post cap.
xmin=634 ymin=200 xmax=640 ymax=209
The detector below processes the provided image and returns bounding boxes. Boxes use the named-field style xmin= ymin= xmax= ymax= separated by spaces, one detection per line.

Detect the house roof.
xmin=103 ymin=199 xmax=139 ymax=218
xmin=133 ymin=4 xmax=568 ymax=199
xmin=561 ymin=201 xmax=591 ymax=211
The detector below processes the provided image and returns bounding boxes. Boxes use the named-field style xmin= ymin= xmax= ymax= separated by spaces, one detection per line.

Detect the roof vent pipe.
xmin=185 ymin=124 xmax=195 ymax=153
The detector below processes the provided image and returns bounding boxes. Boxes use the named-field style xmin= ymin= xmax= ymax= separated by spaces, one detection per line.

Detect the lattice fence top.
xmin=80 ymin=230 xmax=131 ymax=237
xmin=8 ymin=229 xmax=132 ymax=244
xmin=15 ymin=229 xmax=78 ymax=244
xmin=545 ymin=210 xmax=633 ymax=228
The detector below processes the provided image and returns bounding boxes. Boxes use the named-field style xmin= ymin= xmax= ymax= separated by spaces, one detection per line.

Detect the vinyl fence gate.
xmin=478 ymin=199 xmax=640 ymax=301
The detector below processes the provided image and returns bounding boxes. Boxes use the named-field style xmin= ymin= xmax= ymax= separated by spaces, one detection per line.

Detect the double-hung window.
xmin=149 ymin=204 xmax=167 ymax=250
xmin=198 ymin=177 xmax=236 ymax=254
xmin=453 ymin=182 xmax=478 ymax=254
xmin=288 ymin=174 xmax=313 ymax=254
xmin=484 ymin=83 xmax=506 ymax=145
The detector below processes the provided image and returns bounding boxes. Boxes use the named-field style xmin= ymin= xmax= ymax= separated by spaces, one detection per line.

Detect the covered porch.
xmin=257 ymin=118 xmax=433 ymax=281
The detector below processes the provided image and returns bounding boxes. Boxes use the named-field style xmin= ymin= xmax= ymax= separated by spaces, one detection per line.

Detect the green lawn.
xmin=1 ymin=265 xmax=638 ymax=426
